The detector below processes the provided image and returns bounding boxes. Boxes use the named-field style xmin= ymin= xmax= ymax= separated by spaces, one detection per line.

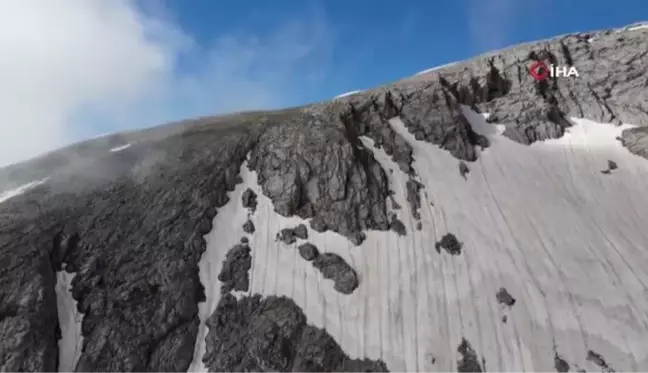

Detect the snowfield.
xmin=183 ymin=107 xmax=648 ymax=371
xmin=55 ymin=269 xmax=84 ymax=372
xmin=0 ymin=178 xmax=48 ymax=204
xmin=109 ymin=143 xmax=132 ymax=152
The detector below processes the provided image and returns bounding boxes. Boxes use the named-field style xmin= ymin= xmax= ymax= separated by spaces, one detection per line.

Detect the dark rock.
xmin=416 ymin=221 xmax=422 ymax=231
xmin=203 ymin=294 xmax=388 ymax=372
xmin=313 ymin=253 xmax=359 ymax=294
xmin=435 ymin=233 xmax=463 ymax=255
xmin=587 ymin=350 xmax=614 ymax=372
xmin=277 ymin=228 xmax=297 ymax=245
xmin=349 ymin=231 xmax=367 ymax=246
xmin=243 ymin=219 xmax=255 ymax=234
xmin=457 ymin=338 xmax=484 ymax=372
xmin=298 ymin=243 xmax=319 ymax=261
xmin=601 ymin=169 xmax=612 ymax=175
xmin=459 ymin=161 xmax=470 ymax=179
xmin=390 ymin=196 xmax=401 ymax=210
xmin=620 ymin=127 xmax=648 ymax=159
xmin=502 ymin=315 xmax=508 ymax=323
xmin=406 ymin=179 xmax=424 ymax=220
xmin=241 ymin=188 xmax=258 ymax=211
xmin=248 ymin=110 xmax=391 ymax=244
xmin=294 ymin=223 xmax=308 ymax=239
xmin=389 ymin=215 xmax=407 ymax=236
xmin=555 ymin=352 xmax=570 ymax=373
xmin=608 ymin=160 xmax=618 ymax=170
xmin=496 ymin=287 xmax=516 ymax=307
xmin=240 ymin=237 xmax=249 ymax=244
xmin=218 ymin=243 xmax=252 ymax=293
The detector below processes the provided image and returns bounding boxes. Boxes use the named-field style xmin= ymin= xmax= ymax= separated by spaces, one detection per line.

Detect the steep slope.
xmin=0 ymin=22 xmax=647 ymax=372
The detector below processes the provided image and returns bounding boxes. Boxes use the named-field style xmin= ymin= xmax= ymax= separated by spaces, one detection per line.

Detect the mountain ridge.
xmin=1 ymin=22 xmax=648 ymax=372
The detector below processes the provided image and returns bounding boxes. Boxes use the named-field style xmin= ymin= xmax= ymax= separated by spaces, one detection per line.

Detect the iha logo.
xmin=528 ymin=61 xmax=579 ymax=81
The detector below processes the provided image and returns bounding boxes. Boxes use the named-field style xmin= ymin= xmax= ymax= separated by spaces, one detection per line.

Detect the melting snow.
xmin=0 ymin=178 xmax=48 ymax=204
xmin=109 ymin=144 xmax=131 ymax=152
xmin=189 ymin=109 xmax=648 ymax=371
xmin=56 ymin=268 xmax=83 ymax=372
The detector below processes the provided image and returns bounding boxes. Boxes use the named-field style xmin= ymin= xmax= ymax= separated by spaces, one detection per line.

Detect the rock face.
xmin=1 ymin=21 xmax=648 ymax=372
xmin=202 ymin=294 xmax=388 ymax=372
xmin=218 ymin=243 xmax=252 ymax=294
xmin=312 ymin=253 xmax=359 ymax=294
xmin=298 ymin=243 xmax=319 ymax=261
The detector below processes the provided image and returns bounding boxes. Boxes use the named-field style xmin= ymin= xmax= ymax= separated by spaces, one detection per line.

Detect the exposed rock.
xmin=277 ymin=228 xmax=297 ymax=245
xmin=240 ymin=236 xmax=249 ymax=244
xmin=248 ymin=110 xmax=391 ymax=244
xmin=496 ymin=287 xmax=516 ymax=307
xmin=608 ymin=160 xmax=618 ymax=170
xmin=203 ymin=294 xmax=388 ymax=372
xmin=241 ymin=188 xmax=257 ymax=211
xmin=389 ymin=215 xmax=407 ymax=236
xmin=294 ymin=223 xmax=308 ymax=239
xmin=587 ymin=350 xmax=615 ymax=372
xmin=218 ymin=243 xmax=252 ymax=294
xmin=406 ymin=179 xmax=424 ymax=220
xmin=390 ymin=196 xmax=402 ymax=210
xmin=298 ymin=243 xmax=319 ymax=261
xmin=459 ymin=161 xmax=470 ymax=179
xmin=243 ymin=219 xmax=255 ymax=234
xmin=554 ymin=352 xmax=570 ymax=373
xmin=313 ymin=253 xmax=359 ymax=294
xmin=457 ymin=338 xmax=484 ymax=372
xmin=620 ymin=127 xmax=648 ymax=159
xmin=416 ymin=221 xmax=422 ymax=231
xmin=435 ymin=233 xmax=463 ymax=255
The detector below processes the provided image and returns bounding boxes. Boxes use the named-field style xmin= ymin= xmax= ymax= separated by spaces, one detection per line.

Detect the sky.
xmin=0 ymin=0 xmax=646 ymax=167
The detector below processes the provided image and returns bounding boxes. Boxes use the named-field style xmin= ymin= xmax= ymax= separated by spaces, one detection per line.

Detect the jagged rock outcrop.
xmin=202 ymin=294 xmax=388 ymax=372
xmin=218 ymin=243 xmax=252 ymax=294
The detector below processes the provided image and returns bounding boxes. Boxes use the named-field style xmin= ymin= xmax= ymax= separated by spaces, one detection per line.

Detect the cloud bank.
xmin=0 ymin=0 xmax=333 ymax=167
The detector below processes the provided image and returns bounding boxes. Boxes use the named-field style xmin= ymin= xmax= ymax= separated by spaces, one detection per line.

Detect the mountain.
xmin=1 ymin=22 xmax=648 ymax=372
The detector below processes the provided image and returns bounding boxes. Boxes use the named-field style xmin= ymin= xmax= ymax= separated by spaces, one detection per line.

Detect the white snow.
xmin=627 ymin=24 xmax=648 ymax=31
xmin=0 ymin=178 xmax=48 ymax=204
xmin=334 ymin=90 xmax=363 ymax=99
xmin=56 ymin=268 xmax=83 ymax=372
xmin=109 ymin=144 xmax=131 ymax=152
xmin=415 ymin=61 xmax=458 ymax=75
xmin=189 ymin=109 xmax=648 ymax=371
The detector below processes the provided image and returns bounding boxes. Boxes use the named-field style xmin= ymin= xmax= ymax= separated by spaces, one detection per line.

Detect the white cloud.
xmin=0 ymin=0 xmax=333 ymax=167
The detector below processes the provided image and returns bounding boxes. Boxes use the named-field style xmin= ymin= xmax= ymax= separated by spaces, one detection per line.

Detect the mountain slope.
xmin=1 ymin=23 xmax=647 ymax=372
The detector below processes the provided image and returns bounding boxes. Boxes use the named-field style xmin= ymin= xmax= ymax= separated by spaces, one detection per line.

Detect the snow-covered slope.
xmin=182 ymin=108 xmax=648 ymax=372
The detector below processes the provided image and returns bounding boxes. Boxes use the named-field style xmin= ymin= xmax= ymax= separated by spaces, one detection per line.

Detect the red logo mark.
xmin=529 ymin=61 xmax=549 ymax=81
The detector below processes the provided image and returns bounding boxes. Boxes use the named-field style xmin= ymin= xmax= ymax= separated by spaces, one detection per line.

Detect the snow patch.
xmin=626 ymin=23 xmax=648 ymax=31
xmin=109 ymin=144 xmax=131 ymax=152
xmin=334 ymin=90 xmax=362 ymax=99
xmin=56 ymin=268 xmax=83 ymax=372
xmin=0 ymin=178 xmax=48 ymax=204
xmin=414 ymin=61 xmax=458 ymax=75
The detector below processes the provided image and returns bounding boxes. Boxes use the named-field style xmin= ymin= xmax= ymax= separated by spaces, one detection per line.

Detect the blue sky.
xmin=0 ymin=0 xmax=646 ymax=166
xmin=162 ymin=0 xmax=648 ymax=106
